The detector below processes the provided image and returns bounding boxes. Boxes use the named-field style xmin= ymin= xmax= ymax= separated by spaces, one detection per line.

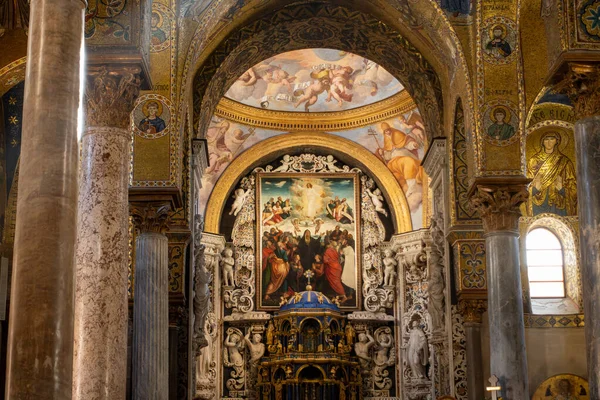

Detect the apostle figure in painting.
xmin=527 ymin=131 xmax=577 ymax=216
xmin=298 ymin=230 xmax=322 ymax=277
xmin=262 ymin=240 xmax=290 ymax=301
xmin=407 ymin=321 xmax=429 ymax=379
xmin=487 ymin=107 xmax=515 ymax=140
xmin=139 ymin=101 xmax=166 ymax=134
xmin=553 ymin=379 xmax=579 ymax=400
xmin=485 ymin=25 xmax=512 ymax=59
xmin=376 ymin=122 xmax=422 ymax=193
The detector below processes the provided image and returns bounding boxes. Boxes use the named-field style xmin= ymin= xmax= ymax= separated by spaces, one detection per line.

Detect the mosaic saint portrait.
xmin=481 ymin=18 xmax=517 ymax=64
xmin=482 ymin=104 xmax=518 ymax=143
xmin=257 ymin=174 xmax=360 ymax=310
xmin=532 ymin=374 xmax=589 ymax=400
xmin=527 ymin=129 xmax=577 ymax=216
xmin=138 ymin=100 xmax=167 ymax=134
xmin=149 ymin=4 xmax=173 ymax=52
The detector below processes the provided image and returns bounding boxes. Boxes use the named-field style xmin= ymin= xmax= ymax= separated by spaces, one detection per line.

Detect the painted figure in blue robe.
xmin=151 ymin=12 xmax=168 ymax=45
xmin=441 ymin=0 xmax=470 ymax=16
xmin=139 ymin=101 xmax=166 ymax=134
xmin=485 ymin=25 xmax=512 ymax=59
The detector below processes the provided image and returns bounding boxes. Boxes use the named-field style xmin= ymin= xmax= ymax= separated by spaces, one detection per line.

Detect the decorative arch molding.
xmin=0 ymin=56 xmax=26 ymax=98
xmin=519 ymin=214 xmax=582 ymax=313
xmin=204 ymin=132 xmax=412 ymax=234
xmin=190 ymin=3 xmax=444 ymax=142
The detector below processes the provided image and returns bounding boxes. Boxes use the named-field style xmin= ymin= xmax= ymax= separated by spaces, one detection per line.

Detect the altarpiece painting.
xmin=257 ymin=173 xmax=361 ymax=310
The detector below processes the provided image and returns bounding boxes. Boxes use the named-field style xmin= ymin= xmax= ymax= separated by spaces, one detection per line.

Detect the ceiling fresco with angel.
xmin=224 ymin=48 xmax=404 ymax=112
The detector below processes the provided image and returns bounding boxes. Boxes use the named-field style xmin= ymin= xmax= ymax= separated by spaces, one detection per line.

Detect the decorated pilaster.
xmin=73 ymin=66 xmax=141 ymax=400
xmin=554 ymin=62 xmax=600 ymax=398
xmin=195 ymin=232 xmax=225 ymax=399
xmin=5 ymin=0 xmax=85 ymax=398
xmin=469 ymin=178 xmax=529 ymax=399
xmin=130 ymin=202 xmax=171 ymax=400
xmin=458 ymin=299 xmax=487 ymax=400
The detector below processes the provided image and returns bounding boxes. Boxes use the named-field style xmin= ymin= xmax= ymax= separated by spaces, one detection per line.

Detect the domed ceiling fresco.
xmin=224 ymin=48 xmax=404 ymax=112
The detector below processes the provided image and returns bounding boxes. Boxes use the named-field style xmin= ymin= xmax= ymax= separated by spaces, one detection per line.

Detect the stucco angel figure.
xmin=407 ymin=321 xmax=429 ymax=379
xmin=229 ymin=187 xmax=251 ymax=216
xmin=383 ymin=249 xmax=398 ymax=286
xmin=223 ymin=331 xmax=244 ymax=369
xmin=374 ymin=331 xmax=395 ymax=367
xmin=354 ymin=331 xmax=375 ymax=370
xmin=221 ymin=248 xmax=235 ymax=287
xmin=366 ymin=187 xmax=388 ymax=216
xmin=271 ymin=154 xmax=293 ymax=172
xmin=324 ymin=155 xmax=344 ymax=172
xmin=244 ymin=331 xmax=265 ymax=384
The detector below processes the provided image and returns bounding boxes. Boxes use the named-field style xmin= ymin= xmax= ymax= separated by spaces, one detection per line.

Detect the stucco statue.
xmin=271 ymin=154 xmax=293 ymax=172
xmin=354 ymin=331 xmax=375 ymax=369
xmin=383 ymin=249 xmax=398 ymax=286
xmin=244 ymin=331 xmax=265 ymax=384
xmin=324 ymin=154 xmax=344 ymax=172
xmin=407 ymin=321 xmax=429 ymax=379
xmin=374 ymin=331 xmax=394 ymax=367
xmin=221 ymin=248 xmax=235 ymax=287
xmin=366 ymin=187 xmax=388 ymax=216
xmin=229 ymin=187 xmax=251 ymax=216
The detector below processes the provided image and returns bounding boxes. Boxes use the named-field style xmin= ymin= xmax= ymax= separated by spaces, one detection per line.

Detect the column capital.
xmin=468 ymin=177 xmax=529 ymax=234
xmin=130 ymin=202 xmax=171 ymax=234
xmin=555 ymin=63 xmax=600 ymax=120
xmin=458 ymin=299 xmax=487 ymax=324
xmin=84 ymin=65 xmax=142 ymax=130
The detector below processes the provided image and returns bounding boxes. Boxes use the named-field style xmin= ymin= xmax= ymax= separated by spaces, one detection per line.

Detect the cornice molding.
xmin=214 ymin=90 xmax=417 ymax=131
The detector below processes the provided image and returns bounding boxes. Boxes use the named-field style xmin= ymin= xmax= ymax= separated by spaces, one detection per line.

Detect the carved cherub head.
xmin=223 ymin=248 xmax=233 ymax=258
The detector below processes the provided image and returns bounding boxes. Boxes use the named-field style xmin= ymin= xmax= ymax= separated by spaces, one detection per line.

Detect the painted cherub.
xmin=366 ymin=187 xmax=388 ymax=216
xmin=383 ymin=249 xmax=398 ymax=287
xmin=221 ymin=248 xmax=235 ymax=287
xmin=294 ymin=69 xmax=331 ymax=112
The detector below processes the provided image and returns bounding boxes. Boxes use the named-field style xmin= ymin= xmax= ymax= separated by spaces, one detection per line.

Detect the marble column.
xmin=458 ymin=299 xmax=487 ymax=400
xmin=5 ymin=1 xmax=84 ymax=398
xmin=73 ymin=67 xmax=141 ymax=400
xmin=469 ymin=180 xmax=529 ymax=399
xmin=575 ymin=116 xmax=600 ymax=398
xmin=130 ymin=203 xmax=171 ymax=400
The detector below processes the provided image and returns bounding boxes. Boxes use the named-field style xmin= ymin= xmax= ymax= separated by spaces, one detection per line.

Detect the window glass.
xmin=526 ymin=228 xmax=565 ymax=298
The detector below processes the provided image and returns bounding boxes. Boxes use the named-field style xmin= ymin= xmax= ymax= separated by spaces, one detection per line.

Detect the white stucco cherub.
xmin=366 ymin=187 xmax=388 ymax=216
xmin=221 ymin=248 xmax=235 ymax=287
xmin=383 ymin=249 xmax=397 ymax=287
xmin=229 ymin=187 xmax=250 ymax=216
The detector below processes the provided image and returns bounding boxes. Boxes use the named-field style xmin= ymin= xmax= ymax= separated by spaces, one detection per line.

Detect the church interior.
xmin=0 ymin=0 xmax=598 ymax=399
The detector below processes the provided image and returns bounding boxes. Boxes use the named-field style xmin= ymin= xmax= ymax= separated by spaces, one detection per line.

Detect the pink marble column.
xmin=5 ymin=0 xmax=85 ymax=398
xmin=72 ymin=67 xmax=141 ymax=400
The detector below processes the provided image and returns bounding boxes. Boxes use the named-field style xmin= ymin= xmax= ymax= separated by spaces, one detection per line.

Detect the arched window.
xmin=526 ymin=228 xmax=565 ymax=298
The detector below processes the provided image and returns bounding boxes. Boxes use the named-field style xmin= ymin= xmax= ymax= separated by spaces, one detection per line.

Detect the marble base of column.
xmin=73 ymin=127 xmax=131 ymax=399
xmin=5 ymin=1 xmax=84 ymax=398
xmin=575 ymin=116 xmax=600 ymax=398
xmin=132 ymin=231 xmax=169 ymax=400
xmin=486 ymin=232 xmax=529 ymax=398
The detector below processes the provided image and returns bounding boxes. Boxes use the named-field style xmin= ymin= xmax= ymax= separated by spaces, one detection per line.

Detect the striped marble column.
xmin=130 ymin=203 xmax=171 ymax=400
xmin=5 ymin=0 xmax=85 ymax=398
xmin=73 ymin=67 xmax=141 ymax=400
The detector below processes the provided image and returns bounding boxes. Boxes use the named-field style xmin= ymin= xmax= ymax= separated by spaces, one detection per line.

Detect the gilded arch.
xmin=204 ymin=132 xmax=412 ymax=234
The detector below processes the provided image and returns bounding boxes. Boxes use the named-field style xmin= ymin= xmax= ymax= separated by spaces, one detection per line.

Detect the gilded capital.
xmin=468 ymin=178 xmax=529 ymax=234
xmin=458 ymin=299 xmax=487 ymax=324
xmin=555 ymin=63 xmax=600 ymax=120
xmin=130 ymin=202 xmax=171 ymax=234
xmin=84 ymin=65 xmax=142 ymax=129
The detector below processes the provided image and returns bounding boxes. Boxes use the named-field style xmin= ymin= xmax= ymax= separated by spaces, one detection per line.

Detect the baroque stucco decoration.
xmin=203 ymin=132 xmax=412 ymax=235
xmin=190 ymin=3 xmax=444 ymax=143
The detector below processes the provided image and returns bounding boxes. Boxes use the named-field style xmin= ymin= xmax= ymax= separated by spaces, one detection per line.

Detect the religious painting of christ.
xmin=256 ymin=173 xmax=361 ymax=310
